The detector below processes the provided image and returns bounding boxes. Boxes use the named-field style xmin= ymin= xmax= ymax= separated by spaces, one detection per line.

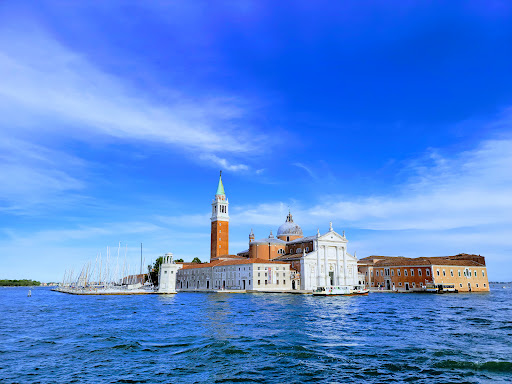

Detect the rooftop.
xmin=366 ymin=255 xmax=486 ymax=267
xmin=181 ymin=258 xmax=289 ymax=270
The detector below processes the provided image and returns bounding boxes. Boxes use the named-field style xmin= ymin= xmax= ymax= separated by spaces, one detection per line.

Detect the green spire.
xmin=216 ymin=171 xmax=225 ymax=196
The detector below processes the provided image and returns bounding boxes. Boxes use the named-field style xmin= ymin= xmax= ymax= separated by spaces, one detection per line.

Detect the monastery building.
xmin=174 ymin=173 xmax=361 ymax=292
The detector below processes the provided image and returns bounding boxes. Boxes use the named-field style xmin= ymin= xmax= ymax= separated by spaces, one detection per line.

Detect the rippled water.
xmin=1 ymin=287 xmax=511 ymax=383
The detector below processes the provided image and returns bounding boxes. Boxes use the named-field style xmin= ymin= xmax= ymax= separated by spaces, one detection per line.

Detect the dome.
xmin=277 ymin=212 xmax=303 ymax=237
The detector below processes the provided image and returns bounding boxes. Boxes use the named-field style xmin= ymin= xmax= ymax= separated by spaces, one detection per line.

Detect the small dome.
xmin=277 ymin=212 xmax=303 ymax=237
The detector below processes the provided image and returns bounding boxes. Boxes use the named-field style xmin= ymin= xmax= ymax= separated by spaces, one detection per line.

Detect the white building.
xmin=158 ymin=253 xmax=182 ymax=294
xmin=274 ymin=223 xmax=360 ymax=290
xmin=176 ymin=258 xmax=291 ymax=292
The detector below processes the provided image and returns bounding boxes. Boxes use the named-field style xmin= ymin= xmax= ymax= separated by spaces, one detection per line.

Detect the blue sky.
xmin=1 ymin=1 xmax=512 ymax=282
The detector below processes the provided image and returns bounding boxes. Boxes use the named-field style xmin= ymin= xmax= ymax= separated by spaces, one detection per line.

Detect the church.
xmin=171 ymin=173 xmax=362 ymax=292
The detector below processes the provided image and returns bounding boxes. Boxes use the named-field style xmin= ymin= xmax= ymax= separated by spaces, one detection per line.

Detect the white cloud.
xmin=0 ymin=138 xmax=86 ymax=213
xmin=307 ymin=138 xmax=512 ymax=230
xmin=198 ymin=154 xmax=249 ymax=172
xmin=293 ymin=162 xmax=317 ymax=179
xmin=0 ymin=24 xmax=265 ymax=155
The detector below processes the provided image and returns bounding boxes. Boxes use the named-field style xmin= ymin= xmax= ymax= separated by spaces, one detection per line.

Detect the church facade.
xmin=174 ymin=173 xmax=362 ymax=292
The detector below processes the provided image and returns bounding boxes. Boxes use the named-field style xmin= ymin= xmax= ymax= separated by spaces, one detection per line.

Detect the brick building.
xmin=358 ymin=254 xmax=489 ymax=292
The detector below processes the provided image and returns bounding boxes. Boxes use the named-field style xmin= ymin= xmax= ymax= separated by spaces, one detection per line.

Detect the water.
xmin=1 ymin=287 xmax=511 ymax=383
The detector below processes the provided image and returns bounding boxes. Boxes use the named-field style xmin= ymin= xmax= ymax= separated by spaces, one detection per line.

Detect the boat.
xmin=313 ymin=285 xmax=369 ymax=296
xmin=422 ymin=283 xmax=458 ymax=293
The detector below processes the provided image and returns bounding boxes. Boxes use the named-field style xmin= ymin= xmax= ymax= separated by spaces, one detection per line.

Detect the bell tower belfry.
xmin=211 ymin=171 xmax=229 ymax=261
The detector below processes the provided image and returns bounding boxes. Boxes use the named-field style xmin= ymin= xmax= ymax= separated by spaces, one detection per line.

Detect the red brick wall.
xmin=211 ymin=220 xmax=229 ymax=260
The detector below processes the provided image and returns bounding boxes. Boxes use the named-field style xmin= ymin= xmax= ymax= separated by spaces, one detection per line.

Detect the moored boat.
xmin=313 ymin=285 xmax=369 ymax=296
xmin=422 ymin=283 xmax=458 ymax=293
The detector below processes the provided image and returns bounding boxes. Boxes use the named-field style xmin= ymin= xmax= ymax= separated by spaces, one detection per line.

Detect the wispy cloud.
xmin=293 ymin=162 xmax=317 ymax=179
xmin=0 ymin=138 xmax=86 ymax=213
xmin=308 ymin=137 xmax=512 ymax=230
xmin=0 ymin=24 xmax=266 ymax=155
xmin=199 ymin=154 xmax=249 ymax=172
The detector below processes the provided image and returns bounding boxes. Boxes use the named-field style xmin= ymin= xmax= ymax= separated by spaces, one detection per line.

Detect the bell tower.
xmin=211 ymin=171 xmax=229 ymax=261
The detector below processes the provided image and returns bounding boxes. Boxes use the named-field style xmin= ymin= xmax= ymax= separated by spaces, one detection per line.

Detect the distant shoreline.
xmin=0 ymin=280 xmax=41 ymax=287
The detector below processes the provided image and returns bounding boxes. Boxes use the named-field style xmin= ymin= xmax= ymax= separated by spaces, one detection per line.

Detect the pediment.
xmin=317 ymin=230 xmax=347 ymax=243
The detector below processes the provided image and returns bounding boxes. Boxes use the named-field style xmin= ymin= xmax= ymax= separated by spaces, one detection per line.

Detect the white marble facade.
xmin=298 ymin=227 xmax=359 ymax=290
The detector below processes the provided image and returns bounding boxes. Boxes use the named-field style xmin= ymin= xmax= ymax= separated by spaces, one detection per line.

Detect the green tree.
xmin=148 ymin=256 xmax=163 ymax=286
xmin=191 ymin=257 xmax=202 ymax=263
xmin=175 ymin=258 xmax=184 ymax=262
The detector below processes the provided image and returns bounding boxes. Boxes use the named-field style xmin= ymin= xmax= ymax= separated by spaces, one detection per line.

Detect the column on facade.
xmin=324 ymin=245 xmax=329 ymax=287
xmin=342 ymin=246 xmax=347 ymax=285
xmin=316 ymin=246 xmax=321 ymax=287
xmin=335 ymin=246 xmax=341 ymax=286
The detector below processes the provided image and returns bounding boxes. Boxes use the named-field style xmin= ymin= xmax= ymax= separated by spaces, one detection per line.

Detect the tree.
xmin=175 ymin=258 xmax=184 ymax=262
xmin=148 ymin=256 xmax=163 ymax=286
xmin=191 ymin=257 xmax=202 ymax=264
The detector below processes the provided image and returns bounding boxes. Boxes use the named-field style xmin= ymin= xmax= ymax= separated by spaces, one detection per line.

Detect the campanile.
xmin=211 ymin=171 xmax=229 ymax=261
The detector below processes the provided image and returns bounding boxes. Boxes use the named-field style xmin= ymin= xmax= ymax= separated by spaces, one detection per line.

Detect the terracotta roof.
xmin=181 ymin=260 xmax=224 ymax=270
xmin=428 ymin=257 xmax=485 ymax=267
xmin=272 ymin=254 xmax=303 ymax=261
xmin=181 ymin=258 xmax=288 ymax=270
xmin=211 ymin=254 xmax=246 ymax=260
xmin=218 ymin=258 xmax=289 ymax=266
xmin=372 ymin=257 xmax=484 ymax=267
xmin=286 ymin=235 xmax=316 ymax=245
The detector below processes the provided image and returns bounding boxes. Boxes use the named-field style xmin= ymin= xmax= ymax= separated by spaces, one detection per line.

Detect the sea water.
xmin=1 ymin=286 xmax=511 ymax=383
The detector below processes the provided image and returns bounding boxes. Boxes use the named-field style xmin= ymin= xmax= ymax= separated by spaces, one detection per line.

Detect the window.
xmin=376 ymin=271 xmax=379 ymax=276
xmin=483 ymin=283 xmax=486 ymax=287
xmin=397 ymin=269 xmax=401 ymax=276
xmin=306 ymin=247 xmax=309 ymax=252
xmin=436 ymin=269 xmax=440 ymax=276
xmin=412 ymin=282 xmax=415 ymax=287
xmin=442 ymin=270 xmax=446 ymax=276
xmin=482 ymin=271 xmax=485 ymax=277
xmin=249 ymin=280 xmax=251 ymax=285
xmin=277 ymin=280 xmax=279 ymax=285
xmin=265 ymin=273 xmax=267 ymax=277
xmin=297 ymin=248 xmax=301 ymax=254
xmin=287 ymin=236 xmax=290 ymax=241
xmin=450 ymin=270 xmax=454 ymax=277
xmin=458 ymin=270 xmax=461 ymax=277
xmin=476 ymin=284 xmax=479 ymax=288
xmin=404 ymin=269 xmax=408 ymax=276
xmin=474 ymin=271 xmax=477 ymax=277
xmin=391 ymin=270 xmax=394 ymax=276
xmin=460 ymin=283 xmax=463 ymax=288
xmin=399 ymin=282 xmax=402 ymax=286
xmin=418 ymin=269 xmax=422 ymax=276
xmin=219 ymin=230 xmax=221 ymax=233
xmin=410 ymin=269 xmax=414 ymax=276
xmin=258 ymin=267 xmax=261 ymax=270
xmin=265 ymin=280 xmax=268 ymax=285
xmin=258 ymin=280 xmax=260 ymax=285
